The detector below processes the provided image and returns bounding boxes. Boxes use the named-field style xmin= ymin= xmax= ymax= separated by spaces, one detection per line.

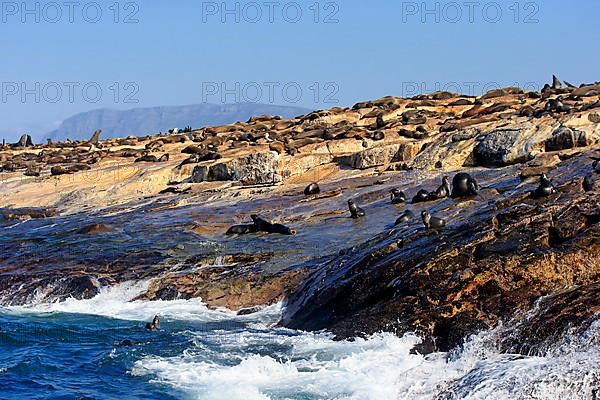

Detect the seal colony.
xmin=1 ymin=76 xmax=599 ymax=351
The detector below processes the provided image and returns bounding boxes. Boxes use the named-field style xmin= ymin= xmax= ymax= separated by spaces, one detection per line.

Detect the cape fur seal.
xmin=88 ymin=130 xmax=102 ymax=145
xmin=348 ymin=199 xmax=366 ymax=219
xmin=145 ymin=315 xmax=160 ymax=331
xmin=412 ymin=189 xmax=431 ymax=204
xmin=251 ymin=215 xmax=296 ymax=235
xmin=226 ymin=215 xmax=296 ymax=236
xmin=304 ymin=183 xmax=321 ymax=196
xmin=451 ymin=173 xmax=479 ymax=198
xmin=390 ymin=189 xmax=406 ymax=204
xmin=421 ymin=211 xmax=446 ymax=230
xmin=532 ymin=174 xmax=556 ymax=198
xmin=395 ymin=210 xmax=414 ymax=225
xmin=431 ymin=177 xmax=451 ymax=200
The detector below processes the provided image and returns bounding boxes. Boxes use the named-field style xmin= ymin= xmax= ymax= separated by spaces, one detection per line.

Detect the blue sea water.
xmin=0 ymin=282 xmax=598 ymax=400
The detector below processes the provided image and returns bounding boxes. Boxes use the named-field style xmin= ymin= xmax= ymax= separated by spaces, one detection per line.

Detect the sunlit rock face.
xmin=1 ymin=84 xmax=599 ymax=354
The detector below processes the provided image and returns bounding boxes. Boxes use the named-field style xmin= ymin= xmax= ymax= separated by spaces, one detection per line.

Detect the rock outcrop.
xmin=281 ymin=152 xmax=600 ymax=352
xmin=1 ymin=81 xmax=599 ymax=356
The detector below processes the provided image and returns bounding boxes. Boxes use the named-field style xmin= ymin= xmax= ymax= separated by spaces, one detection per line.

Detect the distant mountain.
xmin=46 ymin=103 xmax=311 ymax=141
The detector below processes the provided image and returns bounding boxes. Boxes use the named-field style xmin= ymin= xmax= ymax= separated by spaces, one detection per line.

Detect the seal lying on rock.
xmin=412 ymin=189 xmax=431 ymax=204
xmin=395 ymin=210 xmax=414 ymax=225
xmin=390 ymin=189 xmax=406 ymax=204
xmin=135 ymin=153 xmax=169 ymax=163
xmin=421 ymin=210 xmax=446 ymax=230
xmin=145 ymin=315 xmax=160 ymax=331
xmin=251 ymin=215 xmax=297 ymax=235
xmin=304 ymin=183 xmax=320 ymax=196
xmin=51 ymin=164 xmax=91 ymax=176
xmin=451 ymin=173 xmax=479 ymax=198
xmin=532 ymin=174 xmax=556 ymax=198
xmin=226 ymin=215 xmax=296 ymax=235
xmin=226 ymin=224 xmax=258 ymax=235
xmin=348 ymin=199 xmax=366 ymax=219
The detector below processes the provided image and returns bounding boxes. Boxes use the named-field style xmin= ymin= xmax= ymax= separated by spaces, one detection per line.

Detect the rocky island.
xmin=1 ymin=77 xmax=599 ymax=355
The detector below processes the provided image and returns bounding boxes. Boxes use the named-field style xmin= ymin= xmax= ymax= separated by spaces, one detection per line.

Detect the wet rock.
xmin=154 ymin=285 xmax=181 ymax=301
xmin=498 ymin=283 xmax=600 ymax=356
xmin=45 ymin=276 xmax=100 ymax=303
xmin=138 ymin=264 xmax=308 ymax=311
xmin=237 ymin=306 xmax=265 ymax=316
xmin=281 ymin=169 xmax=600 ymax=353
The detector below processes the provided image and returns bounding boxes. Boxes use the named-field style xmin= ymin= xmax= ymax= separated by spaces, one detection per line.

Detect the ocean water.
xmin=0 ymin=281 xmax=598 ymax=400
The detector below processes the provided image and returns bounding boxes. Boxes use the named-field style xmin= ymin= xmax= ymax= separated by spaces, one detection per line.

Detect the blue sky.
xmin=1 ymin=0 xmax=599 ymax=141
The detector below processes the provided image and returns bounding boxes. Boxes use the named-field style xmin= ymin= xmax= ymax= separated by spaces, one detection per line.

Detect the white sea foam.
xmin=6 ymin=281 xmax=599 ymax=399
xmin=7 ymin=280 xmax=227 ymax=322
xmin=7 ymin=280 xmax=284 ymax=325
xmin=131 ymin=326 xmax=600 ymax=400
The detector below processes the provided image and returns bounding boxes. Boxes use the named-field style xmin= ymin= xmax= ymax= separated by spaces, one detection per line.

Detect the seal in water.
xmin=532 ymin=174 xmax=556 ymax=198
xmin=451 ymin=173 xmax=479 ymax=198
xmin=412 ymin=189 xmax=431 ymax=204
xmin=304 ymin=183 xmax=321 ymax=196
xmin=421 ymin=210 xmax=446 ymax=230
xmin=583 ymin=174 xmax=593 ymax=192
xmin=348 ymin=199 xmax=366 ymax=219
xmin=145 ymin=315 xmax=160 ymax=331
xmin=395 ymin=210 xmax=414 ymax=225
xmin=390 ymin=189 xmax=406 ymax=204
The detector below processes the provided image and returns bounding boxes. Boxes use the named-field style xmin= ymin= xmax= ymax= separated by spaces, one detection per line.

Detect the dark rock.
xmin=281 ymin=190 xmax=600 ymax=352
xmin=154 ymin=285 xmax=180 ymax=301
xmin=545 ymin=126 xmax=596 ymax=151
xmin=237 ymin=306 xmax=265 ymax=316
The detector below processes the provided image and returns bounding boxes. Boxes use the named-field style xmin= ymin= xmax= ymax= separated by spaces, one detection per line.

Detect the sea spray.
xmin=3 ymin=281 xmax=598 ymax=400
